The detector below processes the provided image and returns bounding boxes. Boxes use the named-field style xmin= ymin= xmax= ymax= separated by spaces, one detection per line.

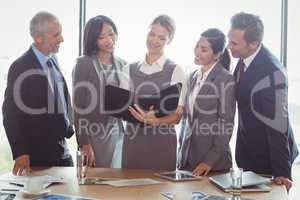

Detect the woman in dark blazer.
xmin=73 ymin=15 xmax=126 ymax=167
xmin=178 ymin=28 xmax=236 ymax=176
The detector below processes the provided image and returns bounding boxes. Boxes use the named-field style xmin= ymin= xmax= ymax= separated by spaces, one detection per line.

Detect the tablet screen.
xmin=157 ymin=171 xmax=200 ymax=181
xmin=164 ymin=172 xmax=195 ymax=180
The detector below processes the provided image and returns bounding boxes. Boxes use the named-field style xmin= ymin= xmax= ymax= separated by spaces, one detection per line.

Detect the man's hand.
xmin=192 ymin=162 xmax=212 ymax=176
xmin=273 ymin=176 xmax=293 ymax=192
xmin=13 ymin=154 xmax=30 ymax=176
xmin=82 ymin=144 xmax=96 ymax=167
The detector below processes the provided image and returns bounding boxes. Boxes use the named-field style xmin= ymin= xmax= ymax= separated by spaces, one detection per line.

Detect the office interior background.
xmin=0 ymin=0 xmax=299 ymax=181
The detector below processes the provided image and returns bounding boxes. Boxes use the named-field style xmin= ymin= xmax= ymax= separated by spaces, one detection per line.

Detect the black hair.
xmin=201 ymin=28 xmax=230 ymax=70
xmin=83 ymin=15 xmax=118 ymax=56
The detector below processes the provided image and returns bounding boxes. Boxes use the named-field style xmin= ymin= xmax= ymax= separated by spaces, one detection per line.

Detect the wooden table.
xmin=11 ymin=167 xmax=289 ymax=199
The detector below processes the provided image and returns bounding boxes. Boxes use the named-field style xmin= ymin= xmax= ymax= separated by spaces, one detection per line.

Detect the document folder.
xmin=104 ymin=83 xmax=182 ymax=124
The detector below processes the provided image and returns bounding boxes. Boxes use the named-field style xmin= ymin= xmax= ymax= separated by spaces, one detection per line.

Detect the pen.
xmin=1 ymin=189 xmax=19 ymax=192
xmin=0 ymin=193 xmax=16 ymax=200
xmin=9 ymin=182 xmax=24 ymax=187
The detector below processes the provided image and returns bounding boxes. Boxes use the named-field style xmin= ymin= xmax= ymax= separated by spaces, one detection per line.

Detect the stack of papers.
xmin=0 ymin=173 xmax=64 ymax=189
xmin=102 ymin=178 xmax=162 ymax=187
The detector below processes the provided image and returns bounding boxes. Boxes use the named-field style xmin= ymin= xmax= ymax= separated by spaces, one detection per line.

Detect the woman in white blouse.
xmin=121 ymin=15 xmax=186 ymax=170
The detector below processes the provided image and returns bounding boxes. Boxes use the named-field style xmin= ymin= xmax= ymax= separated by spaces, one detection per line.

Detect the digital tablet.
xmin=154 ymin=170 xmax=202 ymax=182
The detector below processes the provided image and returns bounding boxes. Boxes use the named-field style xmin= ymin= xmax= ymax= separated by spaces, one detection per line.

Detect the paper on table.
xmin=81 ymin=177 xmax=120 ymax=185
xmin=162 ymin=191 xmax=206 ymax=200
xmin=0 ymin=173 xmax=64 ymax=188
xmin=103 ymin=178 xmax=162 ymax=187
xmin=0 ymin=181 xmax=22 ymax=193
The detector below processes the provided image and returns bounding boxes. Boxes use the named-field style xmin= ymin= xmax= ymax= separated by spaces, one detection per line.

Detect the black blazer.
xmin=2 ymin=47 xmax=74 ymax=166
xmin=234 ymin=45 xmax=298 ymax=179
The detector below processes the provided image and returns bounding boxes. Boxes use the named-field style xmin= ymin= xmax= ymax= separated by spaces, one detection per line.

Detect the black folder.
xmin=104 ymin=83 xmax=182 ymax=124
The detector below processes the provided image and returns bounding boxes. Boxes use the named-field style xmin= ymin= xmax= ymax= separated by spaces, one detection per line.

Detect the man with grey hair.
xmin=2 ymin=11 xmax=74 ymax=175
xmin=228 ymin=12 xmax=298 ymax=191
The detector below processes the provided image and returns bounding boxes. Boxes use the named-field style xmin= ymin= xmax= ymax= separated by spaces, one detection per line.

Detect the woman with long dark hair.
xmin=178 ymin=28 xmax=236 ymax=176
xmin=73 ymin=15 xmax=126 ymax=167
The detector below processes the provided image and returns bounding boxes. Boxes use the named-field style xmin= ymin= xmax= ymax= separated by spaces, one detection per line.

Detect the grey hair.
xmin=230 ymin=12 xmax=264 ymax=44
xmin=151 ymin=14 xmax=176 ymax=42
xmin=30 ymin=11 xmax=59 ymax=37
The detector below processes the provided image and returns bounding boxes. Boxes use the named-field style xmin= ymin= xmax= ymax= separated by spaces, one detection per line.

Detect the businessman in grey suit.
xmin=178 ymin=28 xmax=236 ymax=176
xmin=228 ymin=12 xmax=298 ymax=191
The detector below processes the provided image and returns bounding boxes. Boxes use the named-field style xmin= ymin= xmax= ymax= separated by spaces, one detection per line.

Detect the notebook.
xmin=104 ymin=83 xmax=182 ymax=123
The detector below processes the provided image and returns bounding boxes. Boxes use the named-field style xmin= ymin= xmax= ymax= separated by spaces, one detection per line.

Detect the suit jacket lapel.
xmin=51 ymin=55 xmax=73 ymax=123
xmin=186 ymin=71 xmax=198 ymax=123
xmin=236 ymin=46 xmax=265 ymax=88
xmin=233 ymin=59 xmax=242 ymax=82
xmin=27 ymin=47 xmax=53 ymax=93
xmin=179 ymin=71 xmax=197 ymax=168
xmin=192 ymin=63 xmax=222 ymax=119
xmin=30 ymin=47 xmax=72 ymax=123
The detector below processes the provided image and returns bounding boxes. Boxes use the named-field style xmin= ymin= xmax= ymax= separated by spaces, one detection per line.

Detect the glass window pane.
xmin=86 ymin=0 xmax=281 ymax=72
xmin=288 ymin=0 xmax=300 ymax=153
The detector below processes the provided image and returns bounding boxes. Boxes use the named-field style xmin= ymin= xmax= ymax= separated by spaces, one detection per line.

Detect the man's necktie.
xmin=238 ymin=59 xmax=245 ymax=82
xmin=46 ymin=58 xmax=70 ymax=128
xmin=46 ymin=58 xmax=59 ymax=111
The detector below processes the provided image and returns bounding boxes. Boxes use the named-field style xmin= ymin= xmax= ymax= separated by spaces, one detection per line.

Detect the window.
xmin=86 ymin=0 xmax=281 ymax=71
xmin=288 ymin=0 xmax=300 ymax=147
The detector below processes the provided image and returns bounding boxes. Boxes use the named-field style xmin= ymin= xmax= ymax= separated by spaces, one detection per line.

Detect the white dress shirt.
xmin=243 ymin=44 xmax=262 ymax=71
xmin=189 ymin=62 xmax=217 ymax=117
xmin=120 ymin=54 xmax=187 ymax=106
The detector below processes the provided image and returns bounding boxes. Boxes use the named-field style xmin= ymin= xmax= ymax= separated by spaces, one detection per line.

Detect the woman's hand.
xmin=192 ymin=162 xmax=212 ymax=176
xmin=82 ymin=144 xmax=96 ymax=167
xmin=128 ymin=104 xmax=159 ymax=126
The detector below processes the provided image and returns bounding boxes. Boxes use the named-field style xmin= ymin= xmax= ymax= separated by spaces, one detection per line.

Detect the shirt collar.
xmin=142 ymin=54 xmax=167 ymax=70
xmin=243 ymin=44 xmax=262 ymax=70
xmin=197 ymin=61 xmax=217 ymax=82
xmin=31 ymin=43 xmax=50 ymax=67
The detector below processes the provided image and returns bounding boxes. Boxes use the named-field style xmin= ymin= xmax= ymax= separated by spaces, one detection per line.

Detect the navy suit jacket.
xmin=2 ymin=47 xmax=74 ymax=166
xmin=234 ymin=45 xmax=298 ymax=179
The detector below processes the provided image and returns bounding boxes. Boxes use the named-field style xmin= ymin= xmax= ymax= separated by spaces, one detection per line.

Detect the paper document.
xmin=103 ymin=178 xmax=162 ymax=187
xmin=0 ymin=173 xmax=64 ymax=188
